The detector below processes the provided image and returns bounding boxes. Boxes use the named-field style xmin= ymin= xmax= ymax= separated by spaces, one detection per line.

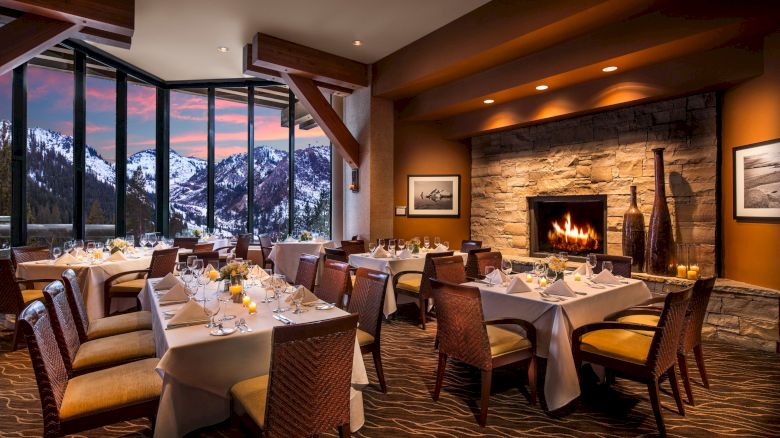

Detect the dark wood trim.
xmin=207 ymin=87 xmax=215 ymax=230
xmin=247 ymin=84 xmax=255 ymax=234
xmin=155 ymin=88 xmax=170 ymax=237
xmin=288 ymin=89 xmax=295 ymax=235
xmin=0 ymin=0 xmax=134 ymax=36
xmin=715 ymin=91 xmax=723 ymax=277
xmin=115 ymin=70 xmax=127 ymax=236
xmin=63 ymin=39 xmax=165 ymax=88
xmin=0 ymin=13 xmax=77 ymax=76
xmin=73 ymin=50 xmax=86 ymax=240
xmin=167 ymin=77 xmax=280 ymax=89
xmin=10 ymin=64 xmax=27 ymax=246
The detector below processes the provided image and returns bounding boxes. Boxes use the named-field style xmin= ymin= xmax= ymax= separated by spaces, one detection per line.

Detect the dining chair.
xmin=348 ymin=268 xmax=390 ymax=393
xmin=324 ymin=247 xmax=349 ymax=263
xmin=607 ymin=277 xmax=716 ymax=405
xmin=593 ymin=254 xmax=632 ymax=278
xmin=103 ymin=247 xmax=179 ymax=317
xmin=230 ymin=313 xmax=359 ymax=437
xmin=19 ymin=299 xmax=160 ymax=438
xmin=465 ymin=247 xmax=491 ymax=278
xmin=316 ymin=260 xmax=351 ymax=309
xmin=430 ymin=279 xmax=537 ymax=426
xmin=42 ymin=281 xmax=155 ymax=375
xmin=178 ymin=250 xmax=220 ymax=265
xmin=259 ymin=236 xmax=275 ymax=273
xmin=11 ymin=244 xmax=50 ymax=269
xmin=173 ymin=236 xmax=199 ymax=250
xmin=572 ymin=286 xmax=692 ymax=436
xmin=432 ymin=255 xmax=467 ymax=284
xmin=341 ymin=240 xmax=365 ymax=256
xmin=295 ymin=253 xmax=320 ymax=291
xmin=393 ymin=251 xmax=453 ymax=329
xmin=193 ymin=242 xmax=214 ymax=252
xmin=216 ymin=233 xmax=252 ymax=259
xmin=460 ymin=239 xmax=483 ymax=253
xmin=0 ymin=259 xmax=58 ymax=351
xmin=473 ymin=251 xmax=503 ymax=279
xmin=61 ymin=269 xmax=152 ymax=342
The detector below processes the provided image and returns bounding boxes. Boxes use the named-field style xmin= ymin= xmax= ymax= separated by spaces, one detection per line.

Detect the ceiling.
xmin=92 ymin=0 xmax=489 ymax=81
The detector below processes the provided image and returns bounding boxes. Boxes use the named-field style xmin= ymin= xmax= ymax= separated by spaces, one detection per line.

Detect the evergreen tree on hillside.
xmin=126 ymin=167 xmax=153 ymax=240
xmin=87 ymin=200 xmax=105 ymax=224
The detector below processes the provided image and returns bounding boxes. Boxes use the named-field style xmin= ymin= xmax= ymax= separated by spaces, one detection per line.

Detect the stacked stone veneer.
xmin=471 ymin=92 xmax=718 ymax=275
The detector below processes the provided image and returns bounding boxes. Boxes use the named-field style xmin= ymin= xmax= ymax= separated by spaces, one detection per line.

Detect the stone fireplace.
xmin=528 ymin=195 xmax=607 ymax=259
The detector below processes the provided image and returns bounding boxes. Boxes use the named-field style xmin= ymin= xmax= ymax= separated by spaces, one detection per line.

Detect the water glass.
xmin=434 ymin=236 xmax=441 ymax=247
xmin=602 ymin=261 xmax=614 ymax=273
xmin=52 ymin=247 xmax=62 ymax=260
xmin=502 ymin=258 xmax=513 ymax=275
xmin=175 ymin=261 xmax=187 ymax=277
xmin=273 ymin=274 xmax=289 ymax=313
xmin=292 ymin=284 xmax=306 ymax=314
xmin=545 ymin=268 xmax=557 ymax=285
xmin=443 ymin=241 xmax=449 ymax=250
xmin=397 ymin=239 xmax=406 ymax=251
xmin=368 ymin=242 xmax=376 ymax=253
xmin=423 ymin=236 xmax=430 ymax=250
xmin=586 ymin=253 xmax=598 ymax=278
xmin=187 ymin=255 xmax=197 ymax=270
xmin=388 ymin=239 xmax=396 ymax=255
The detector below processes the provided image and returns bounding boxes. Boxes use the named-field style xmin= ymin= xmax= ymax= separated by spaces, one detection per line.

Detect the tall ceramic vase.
xmin=646 ymin=148 xmax=674 ymax=275
xmin=622 ymin=185 xmax=645 ymax=272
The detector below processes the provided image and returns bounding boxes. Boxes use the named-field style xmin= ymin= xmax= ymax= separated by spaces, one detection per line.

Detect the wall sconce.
xmin=349 ymin=168 xmax=360 ymax=192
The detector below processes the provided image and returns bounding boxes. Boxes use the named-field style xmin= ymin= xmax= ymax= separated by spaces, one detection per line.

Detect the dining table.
xmin=468 ymin=272 xmax=652 ymax=411
xmin=138 ymin=277 xmax=368 ymax=437
xmin=267 ymin=240 xmax=336 ymax=281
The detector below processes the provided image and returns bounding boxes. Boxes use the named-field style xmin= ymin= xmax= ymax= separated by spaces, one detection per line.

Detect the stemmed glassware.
xmin=434 ymin=236 xmax=441 ymax=248
xmin=52 ymin=247 xmax=62 ymax=262
xmin=125 ymin=234 xmax=135 ymax=247
xmin=207 ymin=292 xmax=225 ymax=328
xmin=272 ymin=274 xmax=289 ymax=314
xmin=196 ymin=270 xmax=210 ymax=302
xmin=397 ymin=239 xmax=406 ymax=252
xmin=259 ymin=271 xmax=274 ymax=303
xmin=602 ymin=261 xmax=614 ymax=274
xmin=423 ymin=236 xmax=430 ymax=250
xmin=140 ymin=234 xmax=148 ymax=253
xmin=368 ymin=242 xmax=376 ymax=254
xmin=388 ymin=239 xmax=396 ymax=257
xmin=219 ymin=278 xmax=237 ymax=321
xmin=533 ymin=261 xmax=545 ymax=289
xmin=484 ymin=266 xmax=495 ymax=286
xmin=292 ymin=284 xmax=306 ymax=314
xmin=545 ymin=267 xmax=557 ymax=285
xmin=586 ymin=253 xmax=598 ymax=279
xmin=502 ymin=258 xmax=513 ymax=276
xmin=443 ymin=241 xmax=450 ymax=251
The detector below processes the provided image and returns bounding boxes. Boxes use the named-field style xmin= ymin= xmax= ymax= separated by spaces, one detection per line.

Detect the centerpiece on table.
xmin=546 ymin=255 xmax=566 ymax=282
xmin=409 ymin=237 xmax=421 ymax=254
xmin=108 ymin=238 xmax=132 ymax=254
xmin=220 ymin=261 xmax=250 ymax=302
xmin=299 ymin=230 xmax=313 ymax=241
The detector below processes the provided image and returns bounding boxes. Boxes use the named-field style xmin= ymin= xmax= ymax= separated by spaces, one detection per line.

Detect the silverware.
xmin=273 ymin=314 xmax=293 ymax=325
xmin=160 ymin=300 xmax=189 ymax=306
xmin=165 ymin=319 xmax=210 ymax=330
xmin=236 ymin=318 xmax=252 ymax=332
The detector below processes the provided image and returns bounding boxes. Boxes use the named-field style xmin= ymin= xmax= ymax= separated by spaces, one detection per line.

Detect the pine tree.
xmin=126 ymin=167 xmax=153 ymax=241
xmin=87 ymin=200 xmax=105 ymax=224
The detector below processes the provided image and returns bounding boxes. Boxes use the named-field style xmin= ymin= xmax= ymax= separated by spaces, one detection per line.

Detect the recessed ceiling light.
xmin=483 ymin=99 xmax=495 ymax=104
xmin=217 ymin=46 xmax=229 ymax=53
xmin=535 ymin=84 xmax=549 ymax=91
xmin=602 ymin=66 xmax=618 ymax=72
xmin=352 ymin=40 xmax=363 ymax=46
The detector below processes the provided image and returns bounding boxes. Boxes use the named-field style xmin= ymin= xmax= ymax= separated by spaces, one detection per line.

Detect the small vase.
xmin=646 ymin=148 xmax=674 ymax=275
xmin=622 ymin=185 xmax=645 ymax=272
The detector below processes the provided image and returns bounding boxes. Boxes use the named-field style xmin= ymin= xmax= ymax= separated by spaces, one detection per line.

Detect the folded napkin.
xmin=432 ymin=244 xmax=448 ymax=253
xmin=285 ymin=286 xmax=319 ymax=305
xmin=573 ymin=264 xmax=592 ymax=277
xmin=153 ymin=243 xmax=167 ymax=250
xmin=249 ymin=265 xmax=270 ymax=279
xmin=371 ymin=246 xmax=390 ymax=258
xmin=284 ymin=236 xmax=296 ymax=242
xmin=485 ymin=269 xmax=509 ymax=285
xmin=544 ymin=279 xmax=577 ymax=297
xmin=314 ymin=236 xmax=325 ymax=242
xmin=506 ymin=277 xmax=532 ymax=293
xmin=106 ymin=251 xmax=126 ymax=262
xmin=155 ymin=273 xmax=182 ymax=290
xmin=592 ymin=269 xmax=621 ymax=285
xmin=72 ymin=248 xmax=86 ymax=257
xmin=159 ymin=283 xmax=190 ymax=303
xmin=397 ymin=248 xmax=412 ymax=259
xmin=166 ymin=300 xmax=211 ymax=328
xmin=54 ymin=253 xmax=79 ymax=266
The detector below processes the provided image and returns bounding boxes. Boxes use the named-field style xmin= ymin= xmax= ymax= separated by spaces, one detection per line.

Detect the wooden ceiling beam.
xmin=0 ymin=0 xmax=134 ymax=36
xmin=283 ymin=72 xmax=359 ymax=168
xmin=0 ymin=13 xmax=78 ymax=76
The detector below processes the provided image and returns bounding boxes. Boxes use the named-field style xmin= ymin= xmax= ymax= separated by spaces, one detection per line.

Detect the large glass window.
xmin=27 ymin=47 xmax=74 ymax=247
xmin=0 ymin=70 xmax=11 ymax=249
xmin=169 ymin=88 xmax=207 ymax=236
xmin=294 ymin=118 xmax=331 ymax=237
xmin=214 ymin=88 xmax=248 ymax=237
xmin=253 ymin=86 xmax=290 ymax=238
xmin=126 ymin=80 xmax=157 ymax=242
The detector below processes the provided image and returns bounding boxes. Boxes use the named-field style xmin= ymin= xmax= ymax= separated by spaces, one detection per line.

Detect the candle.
xmin=676 ymin=264 xmax=687 ymax=278
xmin=525 ymin=274 xmax=533 ymax=283
xmin=94 ymin=250 xmax=103 ymax=259
xmin=540 ymin=277 xmax=548 ymax=288
xmin=229 ymin=284 xmax=243 ymax=295
xmin=242 ymin=294 xmax=251 ymax=307
xmin=574 ymin=273 xmax=582 ymax=281
xmin=248 ymin=301 xmax=257 ymax=314
xmin=208 ymin=270 xmax=218 ymax=281
xmin=690 ymin=265 xmax=700 ymax=273
xmin=687 ymin=270 xmax=699 ymax=280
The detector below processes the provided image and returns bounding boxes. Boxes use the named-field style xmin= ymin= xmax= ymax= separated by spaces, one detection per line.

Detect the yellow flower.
xmin=231 ymin=270 xmax=237 ymax=276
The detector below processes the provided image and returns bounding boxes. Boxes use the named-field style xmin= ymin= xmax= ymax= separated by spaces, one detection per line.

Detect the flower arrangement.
xmin=219 ymin=261 xmax=249 ymax=280
xmin=299 ymin=230 xmax=312 ymax=241
xmin=108 ymin=238 xmax=132 ymax=254
xmin=191 ymin=229 xmax=202 ymax=238
xmin=409 ymin=237 xmax=421 ymax=254
xmin=546 ymin=255 xmax=566 ymax=281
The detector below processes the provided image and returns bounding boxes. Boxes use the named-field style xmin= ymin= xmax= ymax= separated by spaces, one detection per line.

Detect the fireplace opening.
xmin=528 ymin=195 xmax=607 ymax=260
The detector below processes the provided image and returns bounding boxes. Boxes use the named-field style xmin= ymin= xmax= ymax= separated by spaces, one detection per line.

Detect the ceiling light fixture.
xmin=352 ymin=40 xmax=363 ymax=46
xmin=217 ymin=46 xmax=229 ymax=53
xmin=483 ymin=99 xmax=495 ymax=104
xmin=536 ymin=84 xmax=549 ymax=91
xmin=602 ymin=66 xmax=618 ymax=72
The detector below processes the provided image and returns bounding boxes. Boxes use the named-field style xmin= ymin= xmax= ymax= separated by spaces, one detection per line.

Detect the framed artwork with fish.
xmin=407 ymin=174 xmax=460 ymax=217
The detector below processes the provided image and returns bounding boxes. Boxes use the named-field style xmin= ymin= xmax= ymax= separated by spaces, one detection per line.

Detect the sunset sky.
xmin=0 ymin=67 xmax=328 ymax=162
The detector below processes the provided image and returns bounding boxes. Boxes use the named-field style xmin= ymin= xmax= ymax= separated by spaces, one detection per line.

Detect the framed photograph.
xmin=733 ymin=138 xmax=780 ymax=222
xmin=407 ymin=175 xmax=460 ymax=217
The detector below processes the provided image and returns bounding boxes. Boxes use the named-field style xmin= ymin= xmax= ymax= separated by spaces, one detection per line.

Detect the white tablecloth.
xmin=201 ymin=238 xmax=231 ymax=253
xmin=268 ymin=240 xmax=336 ymax=281
xmin=139 ymin=278 xmax=367 ymax=437
xmin=348 ymin=251 xmax=468 ymax=317
xmin=473 ymin=274 xmax=651 ymax=411
xmin=16 ymin=255 xmax=153 ymax=320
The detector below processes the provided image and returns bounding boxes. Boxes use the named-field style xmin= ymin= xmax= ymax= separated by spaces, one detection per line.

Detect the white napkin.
xmin=54 ymin=253 xmax=79 ymax=266
xmin=72 ymin=248 xmax=86 ymax=257
xmin=154 ymin=243 xmax=167 ymax=250
xmin=432 ymin=244 xmax=448 ymax=253
xmin=544 ymin=279 xmax=577 ymax=297
xmin=159 ymin=283 xmax=190 ymax=303
xmin=285 ymin=286 xmax=319 ymax=305
xmin=106 ymin=251 xmax=126 ymax=262
xmin=204 ymin=263 xmax=216 ymax=274
xmin=314 ymin=236 xmax=325 ymax=242
xmin=166 ymin=300 xmax=211 ymax=328
xmin=574 ymin=264 xmax=592 ymax=277
xmin=250 ymin=265 xmax=270 ymax=279
xmin=506 ymin=277 xmax=532 ymax=293
xmin=593 ymin=269 xmax=621 ymax=285
xmin=371 ymin=246 xmax=390 ymax=258
xmin=284 ymin=236 xmax=296 ymax=242
xmin=397 ymin=248 xmax=412 ymax=259
xmin=485 ymin=269 xmax=509 ymax=285
xmin=155 ymin=273 xmax=182 ymax=290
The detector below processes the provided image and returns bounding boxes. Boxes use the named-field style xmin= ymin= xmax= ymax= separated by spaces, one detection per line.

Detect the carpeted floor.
xmin=2 ymin=306 xmax=779 ymax=437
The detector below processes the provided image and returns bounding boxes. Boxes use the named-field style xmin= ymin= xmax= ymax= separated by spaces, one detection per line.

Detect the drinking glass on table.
xmin=397 ymin=239 xmax=406 ymax=251
xmin=207 ymin=292 xmax=225 ymax=328
xmin=443 ymin=241 xmax=449 ymax=250
xmin=368 ymin=242 xmax=376 ymax=254
xmin=272 ymin=274 xmax=289 ymax=313
xmin=423 ymin=236 xmax=430 ymax=250
xmin=533 ymin=261 xmax=544 ymax=279
xmin=388 ymin=239 xmax=396 ymax=255
xmin=196 ymin=273 xmax=210 ymax=302
xmin=139 ymin=234 xmax=148 ymax=252
xmin=484 ymin=266 xmax=496 ymax=286
xmin=174 ymin=261 xmax=187 ymax=278
xmin=545 ymin=268 xmax=557 ymax=285
xmin=378 ymin=239 xmax=385 ymax=250
xmin=125 ymin=234 xmax=135 ymax=246
xmin=52 ymin=247 xmax=62 ymax=261
xmin=63 ymin=241 xmax=73 ymax=254
xmin=259 ymin=274 xmax=274 ymax=303
xmin=186 ymin=255 xmax=197 ymax=270
xmin=502 ymin=258 xmax=513 ymax=275
xmin=434 ymin=236 xmax=441 ymax=247
xmin=586 ymin=253 xmax=598 ymax=279
xmin=292 ymin=284 xmax=306 ymax=314
xmin=602 ymin=261 xmax=614 ymax=274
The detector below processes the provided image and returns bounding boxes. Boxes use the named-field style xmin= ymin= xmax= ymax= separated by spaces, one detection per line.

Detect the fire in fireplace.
xmin=528 ymin=195 xmax=607 ymax=259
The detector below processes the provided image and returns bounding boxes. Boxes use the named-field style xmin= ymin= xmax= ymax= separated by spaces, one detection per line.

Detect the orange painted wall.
xmin=394 ymin=120 xmax=471 ymax=246
xmin=721 ymin=32 xmax=780 ymax=290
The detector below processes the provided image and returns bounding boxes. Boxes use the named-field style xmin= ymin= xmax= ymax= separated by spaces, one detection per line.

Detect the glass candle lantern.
xmin=687 ymin=245 xmax=700 ymax=280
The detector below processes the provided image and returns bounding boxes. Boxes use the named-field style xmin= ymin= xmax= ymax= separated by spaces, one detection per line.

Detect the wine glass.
xmin=175 ymin=261 xmax=187 ymax=278
xmin=259 ymin=273 xmax=274 ymax=303
xmin=388 ymin=239 xmax=396 ymax=256
xmin=423 ymin=236 xmax=430 ymax=250
xmin=197 ymin=272 xmax=210 ymax=302
xmin=149 ymin=233 xmax=158 ymax=248
xmin=378 ymin=239 xmax=385 ymax=250
xmin=187 ymin=255 xmax=197 ymax=270
xmin=434 ymin=236 xmax=441 ymax=248
xmin=139 ymin=234 xmax=148 ymax=252
xmin=125 ymin=234 xmax=135 ymax=246
xmin=602 ymin=261 xmax=614 ymax=274
xmin=586 ymin=254 xmax=598 ymax=279
xmin=52 ymin=247 xmax=62 ymax=262
xmin=272 ymin=274 xmax=289 ymax=314
xmin=292 ymin=285 xmax=306 ymax=314
xmin=368 ymin=242 xmax=376 ymax=254
xmin=397 ymin=239 xmax=406 ymax=251
xmin=443 ymin=241 xmax=450 ymax=251
xmin=484 ymin=266 xmax=496 ymax=286
xmin=205 ymin=295 xmax=222 ymax=328
xmin=63 ymin=240 xmax=73 ymax=254
xmin=502 ymin=258 xmax=513 ymax=276
xmin=545 ymin=266 xmax=557 ymax=285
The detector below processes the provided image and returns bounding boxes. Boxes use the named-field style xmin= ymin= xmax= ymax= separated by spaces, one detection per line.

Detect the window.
xmin=294 ymin=118 xmax=331 ymax=237
xmin=253 ymin=86 xmax=290 ymax=238
xmin=169 ymin=88 xmax=207 ymax=236
xmin=0 ymin=70 xmax=11 ymax=248
xmin=126 ymin=80 xmax=157 ymax=242
xmin=214 ymin=88 xmax=248 ymax=237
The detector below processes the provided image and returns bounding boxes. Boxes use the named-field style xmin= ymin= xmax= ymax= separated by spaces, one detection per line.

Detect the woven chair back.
xmin=193 ymin=242 xmax=214 ymax=252
xmin=432 ymin=256 xmax=467 ymax=284
xmin=340 ymin=240 xmax=365 ymax=256
xmin=647 ymin=286 xmax=692 ymax=375
xmin=0 ymin=259 xmax=24 ymax=314
xmin=295 ymin=254 xmax=320 ymax=291
xmin=474 ymin=251 xmax=503 ymax=279
xmin=173 ymin=237 xmax=198 ymax=250
xmin=11 ymin=245 xmax=50 ymax=268
xmin=682 ymin=277 xmax=716 ymax=352
xmin=420 ymin=251 xmax=453 ymax=298
xmin=317 ymin=260 xmax=350 ymax=308
xmin=41 ymin=281 xmax=82 ymax=373
xmin=234 ymin=234 xmax=252 ymax=260
xmin=593 ymin=254 xmax=632 ymax=278
xmin=465 ymin=248 xmax=491 ymax=278
xmin=431 ymin=279 xmax=492 ymax=370
xmin=347 ymin=268 xmax=389 ymax=341
xmin=324 ymin=248 xmax=348 ymax=263
xmin=60 ymin=270 xmax=90 ymax=342
xmin=149 ymin=248 xmax=179 ymax=278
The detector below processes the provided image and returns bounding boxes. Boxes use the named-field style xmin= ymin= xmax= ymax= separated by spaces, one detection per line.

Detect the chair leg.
xmin=338 ymin=422 xmax=351 ymax=438
xmin=479 ymin=369 xmax=492 ymax=427
xmin=647 ymin=380 xmax=666 ymax=437
xmin=11 ymin=317 xmax=22 ymax=351
xmin=419 ymin=297 xmax=426 ymax=330
xmin=668 ymin=365 xmax=685 ymax=416
xmin=527 ymin=355 xmax=537 ymax=405
xmin=678 ymin=353 xmax=694 ymax=405
xmin=372 ymin=347 xmax=387 ymax=393
xmin=433 ymin=352 xmax=447 ymax=401
xmin=693 ymin=344 xmax=709 ymax=389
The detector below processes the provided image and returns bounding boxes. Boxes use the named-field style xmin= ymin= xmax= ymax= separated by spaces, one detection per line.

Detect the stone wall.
xmin=471 ymin=92 xmax=718 ymax=274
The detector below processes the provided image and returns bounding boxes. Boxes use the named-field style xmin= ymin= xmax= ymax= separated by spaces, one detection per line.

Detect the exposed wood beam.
xmin=0 ymin=0 xmax=134 ymax=36
xmin=0 ymin=13 xmax=78 ymax=76
xmin=281 ymin=102 xmax=313 ymax=128
xmin=439 ymin=44 xmax=763 ymax=139
xmin=282 ymin=73 xmax=359 ymax=168
xmin=252 ymin=34 xmax=368 ymax=89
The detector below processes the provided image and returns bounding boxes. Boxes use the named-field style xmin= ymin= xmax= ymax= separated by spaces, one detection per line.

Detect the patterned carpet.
xmin=2 ymin=305 xmax=779 ymax=437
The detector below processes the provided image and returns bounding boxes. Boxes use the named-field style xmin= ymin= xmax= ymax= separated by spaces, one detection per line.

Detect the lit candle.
xmin=94 ymin=250 xmax=103 ymax=259
xmin=208 ymin=270 xmax=218 ymax=281
xmin=690 ymin=265 xmax=700 ymax=273
xmin=526 ymin=274 xmax=533 ymax=283
xmin=540 ymin=277 xmax=548 ymax=288
xmin=248 ymin=301 xmax=257 ymax=314
xmin=229 ymin=284 xmax=243 ymax=295
xmin=242 ymin=294 xmax=251 ymax=307
xmin=687 ymin=270 xmax=699 ymax=280
xmin=574 ymin=272 xmax=582 ymax=281
xmin=676 ymin=264 xmax=687 ymax=278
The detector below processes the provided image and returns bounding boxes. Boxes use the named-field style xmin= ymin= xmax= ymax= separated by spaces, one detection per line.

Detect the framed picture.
xmin=407 ymin=174 xmax=460 ymax=217
xmin=733 ymin=138 xmax=780 ymax=222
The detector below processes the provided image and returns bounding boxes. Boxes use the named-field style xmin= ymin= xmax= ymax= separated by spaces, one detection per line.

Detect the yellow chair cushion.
xmin=616 ymin=314 xmax=661 ymax=337
xmin=230 ymin=374 xmax=269 ymax=428
xmin=396 ymin=275 xmax=421 ymax=293
xmin=21 ymin=289 xmax=44 ymax=304
xmin=487 ymin=325 xmax=532 ymax=357
xmin=357 ymin=329 xmax=375 ymax=347
xmin=72 ymin=330 xmax=155 ymax=372
xmin=579 ymin=328 xmax=655 ymax=365
xmin=60 ymin=357 xmax=161 ymax=421
xmin=109 ymin=278 xmax=147 ymax=294
xmin=87 ymin=311 xmax=153 ymax=341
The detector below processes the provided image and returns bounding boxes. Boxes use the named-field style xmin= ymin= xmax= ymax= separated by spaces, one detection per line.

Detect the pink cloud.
xmin=128 ymin=85 xmax=156 ymax=121
xmin=86 ymin=124 xmax=112 ymax=133
xmin=216 ymin=113 xmax=247 ymax=124
xmin=27 ymin=68 xmax=73 ymax=110
xmin=86 ymin=85 xmax=115 ymax=113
